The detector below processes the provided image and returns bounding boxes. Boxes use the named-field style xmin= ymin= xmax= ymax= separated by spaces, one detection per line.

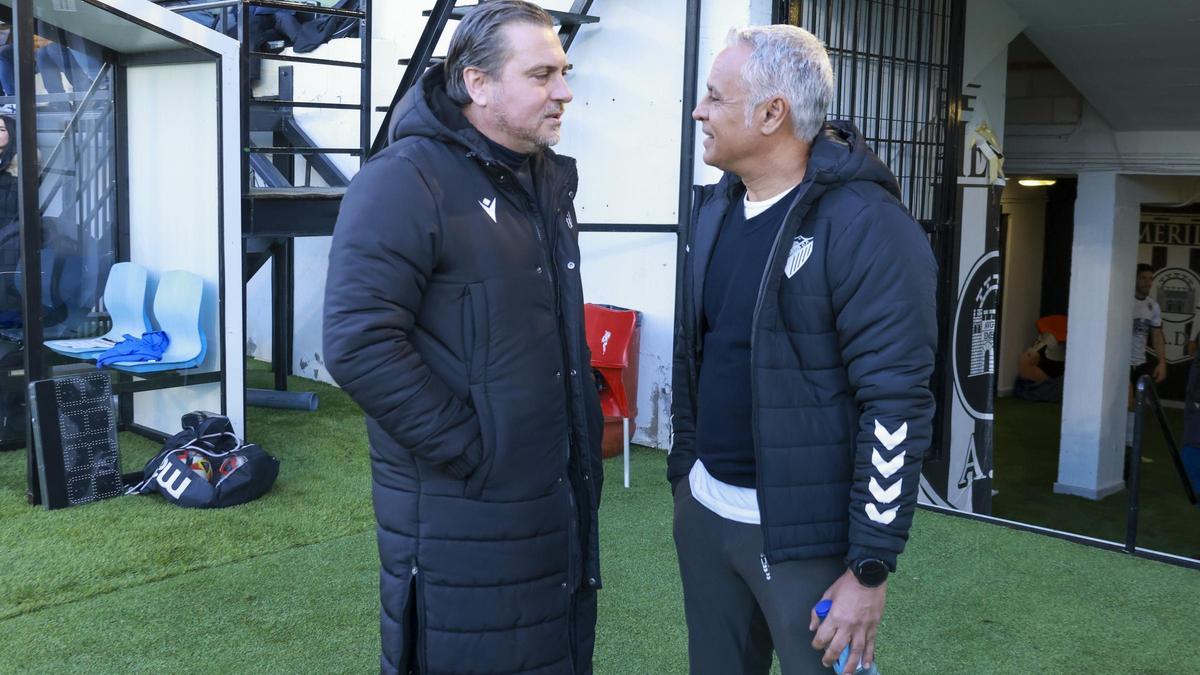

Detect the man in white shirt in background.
xmin=1128 ymin=263 xmax=1167 ymax=460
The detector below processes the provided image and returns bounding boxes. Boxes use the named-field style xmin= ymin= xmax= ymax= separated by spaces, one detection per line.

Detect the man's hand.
xmin=1154 ymin=360 xmax=1167 ymax=383
xmin=809 ymin=568 xmax=887 ymax=675
xmin=1188 ymin=340 xmax=1197 ymax=358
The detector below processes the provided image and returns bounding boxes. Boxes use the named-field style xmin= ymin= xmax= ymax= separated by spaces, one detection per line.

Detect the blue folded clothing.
xmin=95 ymin=331 xmax=170 ymax=369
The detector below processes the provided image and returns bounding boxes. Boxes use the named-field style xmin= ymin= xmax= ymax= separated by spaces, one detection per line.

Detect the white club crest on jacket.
xmin=784 ymin=235 xmax=814 ymax=278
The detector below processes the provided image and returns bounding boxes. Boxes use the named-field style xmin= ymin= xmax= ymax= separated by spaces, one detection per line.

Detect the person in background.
xmin=0 ymin=115 xmax=18 ymax=226
xmin=1013 ymin=331 xmax=1066 ymax=403
xmin=1128 ymin=263 xmax=1166 ymax=462
xmin=1131 ymin=263 xmax=1167 ymax=386
xmin=0 ymin=29 xmax=52 ymax=98
xmin=0 ymin=23 xmax=100 ymax=107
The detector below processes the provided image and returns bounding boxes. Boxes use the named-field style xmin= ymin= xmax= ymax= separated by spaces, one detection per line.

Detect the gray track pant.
xmin=673 ymin=481 xmax=844 ymax=675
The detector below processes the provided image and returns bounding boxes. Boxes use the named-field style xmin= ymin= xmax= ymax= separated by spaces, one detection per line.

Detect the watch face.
xmin=855 ymin=559 xmax=889 ymax=587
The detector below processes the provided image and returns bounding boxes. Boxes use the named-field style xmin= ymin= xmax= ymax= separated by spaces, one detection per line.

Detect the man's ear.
xmin=759 ymin=96 xmax=791 ymax=136
xmin=463 ymin=66 xmax=490 ymax=107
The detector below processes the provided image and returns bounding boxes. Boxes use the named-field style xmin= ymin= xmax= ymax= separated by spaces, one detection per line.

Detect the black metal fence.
xmin=775 ymin=0 xmax=962 ymax=230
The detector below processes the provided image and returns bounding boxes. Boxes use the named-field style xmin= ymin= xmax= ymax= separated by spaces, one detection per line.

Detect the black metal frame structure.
xmin=867 ymin=378 xmax=1195 ymax=573
xmin=5 ymin=0 xmax=237 ymax=505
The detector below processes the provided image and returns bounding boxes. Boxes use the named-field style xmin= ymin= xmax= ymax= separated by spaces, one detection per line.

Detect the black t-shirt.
xmin=695 ymin=186 xmax=799 ymax=488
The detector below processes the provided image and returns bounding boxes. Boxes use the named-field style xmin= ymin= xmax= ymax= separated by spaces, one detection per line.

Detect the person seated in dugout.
xmin=1013 ymin=331 xmax=1066 ymax=403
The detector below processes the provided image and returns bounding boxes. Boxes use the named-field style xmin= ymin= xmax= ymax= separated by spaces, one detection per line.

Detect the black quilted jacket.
xmin=669 ymin=121 xmax=938 ymax=571
xmin=324 ymin=65 xmax=603 ymax=675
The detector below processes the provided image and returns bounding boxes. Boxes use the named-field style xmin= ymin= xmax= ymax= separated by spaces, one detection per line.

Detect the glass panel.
xmin=0 ymin=22 xmax=113 ymax=448
xmin=37 ymin=36 xmax=116 ymax=349
xmin=0 ymin=1 xmax=226 ymax=454
xmin=0 ymin=106 xmax=17 ymax=446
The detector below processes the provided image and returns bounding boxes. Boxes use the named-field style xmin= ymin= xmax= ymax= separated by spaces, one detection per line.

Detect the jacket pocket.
xmin=462 ymin=282 xmax=490 ymax=385
xmin=464 ymin=382 xmax=496 ymax=498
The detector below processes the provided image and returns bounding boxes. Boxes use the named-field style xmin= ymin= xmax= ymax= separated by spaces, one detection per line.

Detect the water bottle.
xmin=813 ymin=599 xmax=882 ymax=674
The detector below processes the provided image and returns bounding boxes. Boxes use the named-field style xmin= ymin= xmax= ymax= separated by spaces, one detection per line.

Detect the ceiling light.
xmin=1018 ymin=178 xmax=1057 ymax=187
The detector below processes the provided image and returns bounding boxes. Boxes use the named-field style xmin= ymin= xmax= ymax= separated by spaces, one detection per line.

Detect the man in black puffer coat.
xmin=323 ymin=3 xmax=603 ymax=673
xmin=670 ymin=26 xmax=938 ymax=675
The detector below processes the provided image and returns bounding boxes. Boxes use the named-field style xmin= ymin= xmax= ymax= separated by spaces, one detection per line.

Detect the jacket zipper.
xmin=503 ymin=161 xmax=580 ymax=593
xmin=688 ymin=185 xmax=705 ymax=397
xmin=412 ymin=563 xmax=427 ymax=670
xmin=748 ymin=190 xmax=805 ymax=563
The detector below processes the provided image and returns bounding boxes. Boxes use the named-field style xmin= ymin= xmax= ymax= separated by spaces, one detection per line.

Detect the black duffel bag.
xmin=126 ymin=411 xmax=279 ymax=508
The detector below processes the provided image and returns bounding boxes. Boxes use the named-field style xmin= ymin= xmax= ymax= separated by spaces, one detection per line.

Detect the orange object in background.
xmin=1036 ymin=315 xmax=1068 ymax=343
xmin=584 ymin=303 xmax=641 ymax=486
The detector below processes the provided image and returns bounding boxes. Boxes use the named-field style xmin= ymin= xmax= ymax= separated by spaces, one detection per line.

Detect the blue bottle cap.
xmin=814 ymin=599 xmax=832 ymax=619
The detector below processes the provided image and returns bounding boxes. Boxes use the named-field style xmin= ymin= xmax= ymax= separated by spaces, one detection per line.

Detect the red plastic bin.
xmin=584 ymin=303 xmax=641 ymax=487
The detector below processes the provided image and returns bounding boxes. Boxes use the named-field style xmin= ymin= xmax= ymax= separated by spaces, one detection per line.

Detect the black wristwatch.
xmin=850 ymin=558 xmax=889 ymax=588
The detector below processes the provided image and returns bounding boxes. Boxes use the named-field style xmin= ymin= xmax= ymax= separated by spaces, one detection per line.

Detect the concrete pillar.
xmin=998 ymin=185 xmax=1048 ymax=396
xmin=1056 ymin=172 xmax=1139 ymax=499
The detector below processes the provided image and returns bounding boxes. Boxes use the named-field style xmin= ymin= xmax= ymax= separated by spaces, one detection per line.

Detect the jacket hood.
xmin=806 ymin=119 xmax=903 ymax=199
xmin=386 ymin=63 xmax=492 ymax=157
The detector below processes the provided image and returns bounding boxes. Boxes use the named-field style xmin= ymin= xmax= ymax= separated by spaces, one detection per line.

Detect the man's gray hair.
xmin=727 ymin=25 xmax=834 ymax=142
xmin=445 ymin=0 xmax=554 ymax=106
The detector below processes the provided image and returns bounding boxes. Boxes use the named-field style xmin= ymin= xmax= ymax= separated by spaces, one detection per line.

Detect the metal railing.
xmin=1128 ymin=374 xmax=1198 ymax=553
xmin=237 ymin=0 xmax=370 ymax=188
xmin=37 ymin=62 xmax=117 ymax=244
xmin=158 ymin=0 xmax=371 ymax=189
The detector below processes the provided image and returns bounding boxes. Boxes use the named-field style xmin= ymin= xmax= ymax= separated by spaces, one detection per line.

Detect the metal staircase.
xmin=158 ymin=0 xmax=370 ymax=390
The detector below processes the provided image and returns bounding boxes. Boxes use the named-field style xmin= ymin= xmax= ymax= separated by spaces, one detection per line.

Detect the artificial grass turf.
xmin=1 ymin=369 xmax=1198 ymax=673
xmin=0 ymin=365 xmax=374 ymax=622
xmin=992 ymin=396 xmax=1200 ymax=560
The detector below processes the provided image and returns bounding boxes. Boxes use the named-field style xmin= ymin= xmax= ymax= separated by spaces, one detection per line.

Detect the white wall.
xmin=555 ymin=0 xmax=690 ymax=448
xmin=963 ymin=0 xmax=1025 ymax=87
xmin=125 ymin=61 xmax=243 ymax=434
xmin=556 ymin=0 xmax=770 ymax=447
xmin=998 ymin=185 xmax=1047 ymax=396
xmin=692 ymin=0 xmax=773 ymax=186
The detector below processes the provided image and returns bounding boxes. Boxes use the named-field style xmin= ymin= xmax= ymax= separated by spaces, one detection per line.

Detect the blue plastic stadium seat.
xmin=106 ymin=269 xmax=206 ymax=373
xmin=45 ymin=261 xmax=151 ymax=357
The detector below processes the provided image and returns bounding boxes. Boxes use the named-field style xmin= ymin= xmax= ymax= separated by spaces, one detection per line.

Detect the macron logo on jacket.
xmin=866 ymin=420 xmax=907 ymax=525
xmin=479 ymin=196 xmax=497 ymax=223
